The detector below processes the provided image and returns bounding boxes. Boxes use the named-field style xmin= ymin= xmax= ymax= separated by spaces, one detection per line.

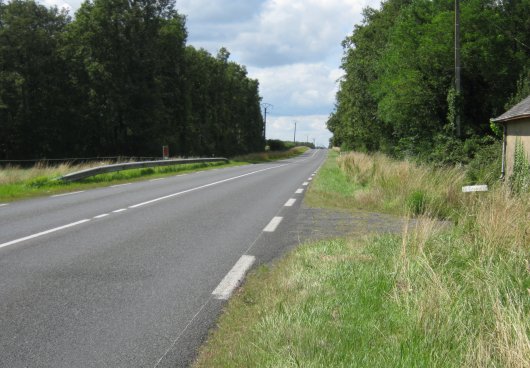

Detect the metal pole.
xmin=293 ymin=121 xmax=297 ymax=144
xmin=455 ymin=0 xmax=461 ymax=137
xmin=261 ymin=103 xmax=272 ymax=141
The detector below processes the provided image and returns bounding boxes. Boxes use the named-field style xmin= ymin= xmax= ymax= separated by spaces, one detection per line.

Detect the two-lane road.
xmin=0 ymin=149 xmax=327 ymax=367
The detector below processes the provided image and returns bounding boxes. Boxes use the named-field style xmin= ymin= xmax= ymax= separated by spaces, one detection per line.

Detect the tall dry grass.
xmin=337 ymin=152 xmax=466 ymax=218
xmin=0 ymin=161 xmax=111 ymax=185
xmin=381 ymin=165 xmax=530 ymax=367
xmin=232 ymin=146 xmax=308 ymax=163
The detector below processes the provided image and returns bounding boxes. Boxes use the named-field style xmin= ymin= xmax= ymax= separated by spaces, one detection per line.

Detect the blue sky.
xmin=41 ymin=0 xmax=380 ymax=147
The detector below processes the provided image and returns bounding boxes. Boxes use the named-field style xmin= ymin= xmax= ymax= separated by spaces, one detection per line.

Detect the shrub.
xmin=407 ymin=190 xmax=427 ymax=215
xmin=510 ymin=139 xmax=530 ymax=194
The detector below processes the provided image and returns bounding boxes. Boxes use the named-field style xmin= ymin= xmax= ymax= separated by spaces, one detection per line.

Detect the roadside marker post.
xmin=462 ymin=185 xmax=488 ymax=193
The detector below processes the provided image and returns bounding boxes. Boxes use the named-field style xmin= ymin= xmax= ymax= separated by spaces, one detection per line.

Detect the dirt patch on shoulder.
xmin=293 ymin=205 xmax=449 ymax=242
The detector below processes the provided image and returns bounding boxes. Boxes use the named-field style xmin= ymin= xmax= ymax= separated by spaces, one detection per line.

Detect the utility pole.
xmin=261 ymin=103 xmax=272 ymax=141
xmin=293 ymin=121 xmax=297 ymax=144
xmin=455 ymin=0 xmax=461 ymax=137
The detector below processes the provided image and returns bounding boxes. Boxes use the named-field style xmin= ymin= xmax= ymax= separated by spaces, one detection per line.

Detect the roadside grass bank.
xmin=232 ymin=146 xmax=309 ymax=163
xmin=307 ymin=150 xmax=467 ymax=219
xmin=0 ymin=147 xmax=310 ymax=202
xmin=194 ymin=152 xmax=530 ymax=367
xmin=0 ymin=161 xmax=236 ymax=202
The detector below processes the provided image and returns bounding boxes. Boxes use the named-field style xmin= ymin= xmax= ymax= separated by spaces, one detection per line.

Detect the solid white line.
xmin=112 ymin=209 xmax=127 ymax=213
xmin=212 ymin=255 xmax=256 ymax=300
xmin=263 ymin=216 xmax=283 ymax=232
xmin=129 ymin=165 xmax=288 ymax=209
xmin=284 ymin=198 xmax=296 ymax=207
xmin=295 ymin=189 xmax=304 ymax=194
xmin=51 ymin=191 xmax=85 ymax=198
xmin=0 ymin=219 xmax=90 ymax=249
xmin=93 ymin=214 xmax=109 ymax=219
xmin=302 ymin=182 xmax=309 ymax=186
xmin=110 ymin=183 xmax=132 ymax=188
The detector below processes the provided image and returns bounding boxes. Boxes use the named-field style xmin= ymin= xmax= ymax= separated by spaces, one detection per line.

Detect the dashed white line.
xmin=51 ymin=191 xmax=86 ymax=198
xmin=0 ymin=219 xmax=90 ymax=249
xmin=0 ymin=203 xmax=8 ymax=207
xmin=129 ymin=165 xmax=287 ymax=209
xmin=284 ymin=198 xmax=296 ymax=207
xmin=110 ymin=183 xmax=132 ymax=188
xmin=263 ymin=216 xmax=283 ymax=232
xmin=1 ymin=164 xmax=290 ymax=251
xmin=308 ymin=177 xmax=313 ymax=181
xmin=295 ymin=188 xmax=304 ymax=194
xmin=302 ymin=182 xmax=309 ymax=186
xmin=149 ymin=178 xmax=165 ymax=182
xmin=212 ymin=255 xmax=256 ymax=300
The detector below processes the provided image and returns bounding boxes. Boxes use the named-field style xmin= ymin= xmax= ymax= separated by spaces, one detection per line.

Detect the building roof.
xmin=494 ymin=94 xmax=530 ymax=123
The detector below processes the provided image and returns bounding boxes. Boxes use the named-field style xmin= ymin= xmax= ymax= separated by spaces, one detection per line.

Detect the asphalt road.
xmin=0 ymin=149 xmax=327 ymax=367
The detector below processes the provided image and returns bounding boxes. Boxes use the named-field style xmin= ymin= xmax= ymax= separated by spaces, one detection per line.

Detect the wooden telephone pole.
xmin=455 ymin=0 xmax=462 ymax=137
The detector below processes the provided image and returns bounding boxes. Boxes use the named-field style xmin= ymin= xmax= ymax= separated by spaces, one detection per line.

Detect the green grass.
xmin=196 ymin=236 xmax=415 ymax=367
xmin=0 ymin=148 xmax=310 ymax=202
xmin=232 ymin=146 xmax=309 ymax=163
xmin=0 ymin=161 xmax=239 ymax=202
xmin=305 ymin=150 xmax=360 ymax=210
xmin=194 ymin=151 xmax=530 ymax=367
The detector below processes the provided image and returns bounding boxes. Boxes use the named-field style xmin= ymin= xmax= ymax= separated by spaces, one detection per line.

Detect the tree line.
xmin=0 ymin=0 xmax=264 ymax=160
xmin=328 ymin=0 xmax=530 ymax=164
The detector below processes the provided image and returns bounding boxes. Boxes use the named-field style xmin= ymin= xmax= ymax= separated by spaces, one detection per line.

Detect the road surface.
xmin=0 ymin=149 xmax=327 ymax=367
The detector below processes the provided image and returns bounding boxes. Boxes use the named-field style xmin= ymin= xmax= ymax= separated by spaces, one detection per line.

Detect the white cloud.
xmin=39 ymin=0 xmax=73 ymax=12
xmin=232 ymin=0 xmax=377 ymax=67
xmin=176 ymin=0 xmax=263 ymax=23
xmin=266 ymin=114 xmax=332 ymax=147
xmin=249 ymin=63 xmax=343 ymax=116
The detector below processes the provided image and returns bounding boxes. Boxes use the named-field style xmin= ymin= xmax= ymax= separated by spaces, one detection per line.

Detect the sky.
xmin=40 ymin=0 xmax=381 ymax=147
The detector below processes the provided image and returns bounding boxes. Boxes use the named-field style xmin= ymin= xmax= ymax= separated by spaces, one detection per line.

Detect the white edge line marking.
xmin=284 ymin=198 xmax=296 ymax=207
xmin=212 ymin=255 xmax=256 ymax=300
xmin=93 ymin=214 xmax=109 ymax=219
xmin=0 ymin=203 xmax=8 ymax=207
xmin=149 ymin=178 xmax=165 ymax=182
xmin=0 ymin=219 xmax=90 ymax=249
xmin=110 ymin=183 xmax=132 ymax=188
xmin=112 ymin=209 xmax=127 ymax=213
xmin=263 ymin=216 xmax=283 ymax=232
xmin=308 ymin=178 xmax=313 ymax=181
xmin=302 ymin=182 xmax=309 ymax=186
xmin=129 ymin=165 xmax=288 ymax=209
xmin=295 ymin=189 xmax=304 ymax=194
xmin=51 ymin=191 xmax=86 ymax=198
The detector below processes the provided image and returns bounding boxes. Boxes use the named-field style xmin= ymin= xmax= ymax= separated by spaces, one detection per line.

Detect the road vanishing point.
xmin=0 ymin=149 xmax=327 ymax=367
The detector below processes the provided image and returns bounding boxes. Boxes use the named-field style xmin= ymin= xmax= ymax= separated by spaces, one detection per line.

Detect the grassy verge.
xmin=0 ymin=161 xmax=240 ymax=202
xmin=0 ymin=147 xmax=310 ymax=202
xmin=232 ymin=146 xmax=309 ymax=163
xmin=195 ymin=152 xmax=530 ymax=367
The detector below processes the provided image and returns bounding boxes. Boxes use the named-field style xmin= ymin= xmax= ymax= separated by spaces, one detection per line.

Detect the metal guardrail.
xmin=60 ymin=158 xmax=229 ymax=182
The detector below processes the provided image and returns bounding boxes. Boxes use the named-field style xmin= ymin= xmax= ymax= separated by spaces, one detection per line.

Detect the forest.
xmin=328 ymin=0 xmax=530 ymax=166
xmin=0 ymin=0 xmax=264 ymax=160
